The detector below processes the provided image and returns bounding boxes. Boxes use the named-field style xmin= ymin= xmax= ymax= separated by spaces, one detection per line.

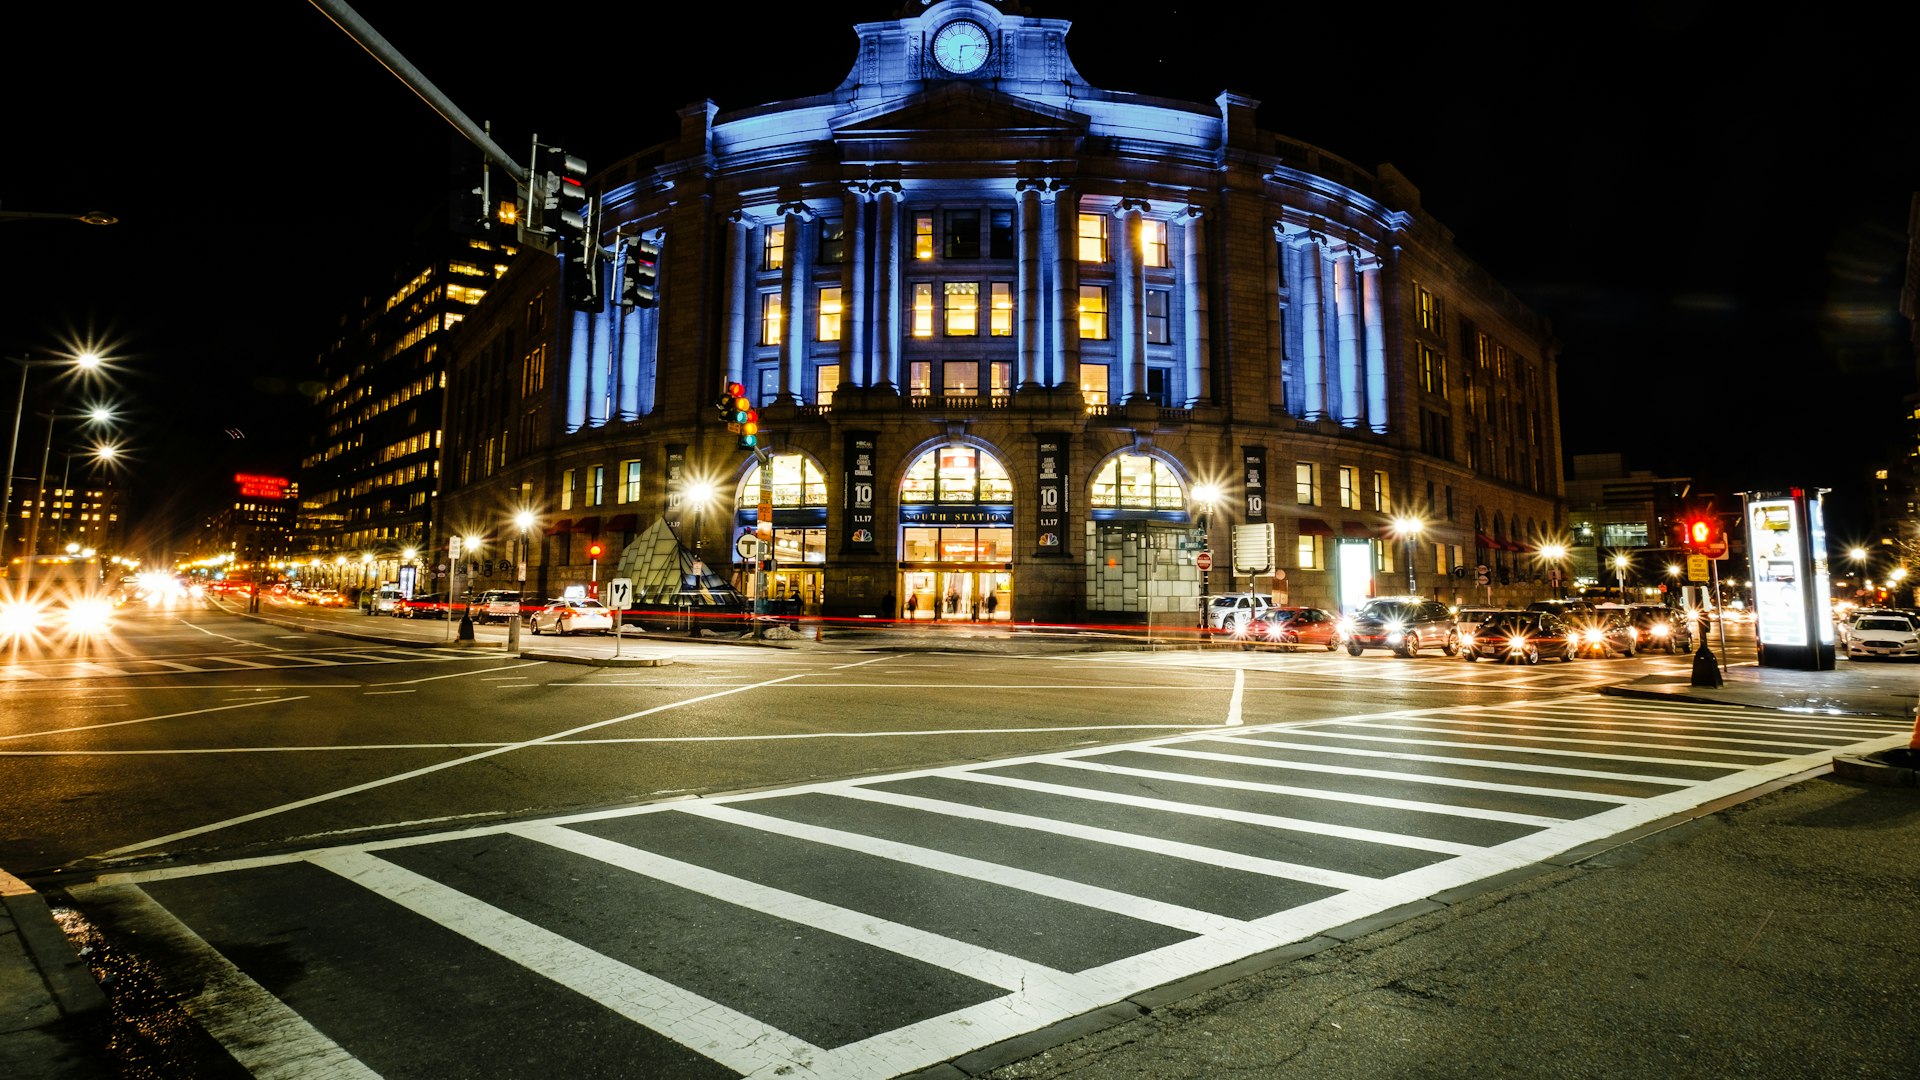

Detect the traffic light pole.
xmin=755 ymin=445 xmax=774 ymax=641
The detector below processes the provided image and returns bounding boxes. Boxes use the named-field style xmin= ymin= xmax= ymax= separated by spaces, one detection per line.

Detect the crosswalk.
xmin=1081 ymin=647 xmax=1698 ymax=689
xmin=70 ymin=696 xmax=1909 ymax=1079
xmin=0 ymin=646 xmax=497 ymax=682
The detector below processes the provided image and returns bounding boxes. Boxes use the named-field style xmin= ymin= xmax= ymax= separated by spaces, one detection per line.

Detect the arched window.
xmin=901 ymin=445 xmax=1011 ymax=504
xmin=739 ymin=452 xmax=827 ymax=508
xmin=1089 ymin=453 xmax=1185 ymax=512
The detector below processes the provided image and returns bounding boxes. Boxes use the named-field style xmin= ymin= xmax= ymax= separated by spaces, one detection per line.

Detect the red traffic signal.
xmin=1682 ymin=516 xmax=1720 ymax=552
xmin=586 ymin=542 xmax=604 ymax=560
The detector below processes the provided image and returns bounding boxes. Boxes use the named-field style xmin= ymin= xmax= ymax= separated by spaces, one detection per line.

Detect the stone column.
xmin=566 ymin=309 xmax=590 ymax=432
xmin=1050 ymin=182 xmax=1079 ymax=392
xmin=1016 ymin=178 xmax=1046 ymax=389
xmin=722 ymin=211 xmax=749 ymax=391
xmin=1179 ymin=207 xmax=1210 ymax=407
xmin=1116 ymin=198 xmax=1150 ymax=402
xmin=1298 ymin=235 xmax=1326 ymax=422
xmin=1361 ymin=252 xmax=1388 ymax=433
xmin=843 ymin=184 xmax=869 ymax=387
xmin=1334 ymin=244 xmax=1362 ymax=428
xmin=872 ymin=182 xmax=902 ymax=391
xmin=778 ymin=202 xmax=815 ymax=404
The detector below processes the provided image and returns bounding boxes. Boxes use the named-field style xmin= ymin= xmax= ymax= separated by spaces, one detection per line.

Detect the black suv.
xmin=1344 ymin=596 xmax=1460 ymax=657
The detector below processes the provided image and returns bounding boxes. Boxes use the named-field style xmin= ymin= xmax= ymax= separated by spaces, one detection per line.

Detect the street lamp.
xmin=1392 ymin=515 xmax=1425 ymax=595
xmin=21 ymin=407 xmax=115 ymax=592
xmin=1612 ymin=552 xmax=1631 ymax=606
xmin=508 ymin=510 xmax=534 ymax=653
xmin=1191 ymin=483 xmax=1222 ymax=630
xmin=3 ymin=351 xmax=103 ymax=569
xmin=1538 ymin=542 xmax=1568 ymax=599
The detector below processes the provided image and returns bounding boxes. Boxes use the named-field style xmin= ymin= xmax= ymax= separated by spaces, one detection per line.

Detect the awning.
xmin=1342 ymin=521 xmax=1378 ymax=539
xmin=604 ymin=513 xmax=638 ymax=532
xmin=570 ymin=516 xmax=602 ymax=534
xmin=1475 ymin=533 xmax=1496 ymax=549
xmin=1298 ymin=518 xmax=1335 ymax=537
xmin=546 ymin=518 xmax=573 ymax=536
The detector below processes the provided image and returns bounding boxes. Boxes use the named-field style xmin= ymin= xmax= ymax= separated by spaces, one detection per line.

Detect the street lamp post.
xmin=21 ymin=407 xmax=114 ymax=592
xmin=508 ymin=511 xmax=533 ymax=653
xmin=1191 ymin=484 xmax=1222 ymax=632
xmin=3 ymin=352 xmax=102 ymax=570
xmin=1392 ymin=516 xmax=1425 ymax=595
xmin=1613 ymin=553 xmax=1631 ymax=606
xmin=1539 ymin=543 xmax=1568 ymax=599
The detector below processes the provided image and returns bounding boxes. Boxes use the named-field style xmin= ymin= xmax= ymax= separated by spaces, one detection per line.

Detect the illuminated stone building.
xmin=439 ymin=0 xmax=1565 ymax=621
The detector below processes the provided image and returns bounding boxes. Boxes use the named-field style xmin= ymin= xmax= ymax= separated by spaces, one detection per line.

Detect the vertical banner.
xmin=664 ymin=444 xmax=686 ymax=536
xmin=844 ymin=431 xmax=877 ymax=552
xmin=1036 ymin=433 xmax=1067 ymax=556
xmin=1242 ymin=445 xmax=1267 ymax=523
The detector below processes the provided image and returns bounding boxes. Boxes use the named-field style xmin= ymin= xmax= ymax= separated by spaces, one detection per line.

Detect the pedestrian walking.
xmin=905 ymin=593 xmax=918 ymax=621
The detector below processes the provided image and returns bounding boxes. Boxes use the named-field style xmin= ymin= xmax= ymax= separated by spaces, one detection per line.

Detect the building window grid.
xmin=1077 ymin=213 xmax=1108 ymax=262
xmin=1079 ymin=285 xmax=1109 ymax=340
xmin=763 ymin=227 xmax=784 ymax=271
xmin=914 ymin=215 xmax=934 ymax=260
xmin=943 ymin=282 xmax=980 ymax=336
xmin=1338 ymin=466 xmax=1357 ymax=509
xmin=760 ymin=293 xmax=782 ymax=346
xmin=912 ymin=283 xmax=934 ymax=338
xmin=817 ymin=286 xmax=842 ymax=341
xmin=1142 ymin=219 xmax=1169 ymax=268
xmin=989 ymin=282 xmax=1013 ymax=336
xmin=1296 ymin=462 xmax=1317 ymax=506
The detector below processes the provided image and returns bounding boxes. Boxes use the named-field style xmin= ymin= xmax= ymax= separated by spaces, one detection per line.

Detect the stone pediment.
xmin=831 ymin=83 xmax=1088 ymax=149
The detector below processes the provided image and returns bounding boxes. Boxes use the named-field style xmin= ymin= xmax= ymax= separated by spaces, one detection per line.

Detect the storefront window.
xmin=740 ymin=453 xmax=827 ymax=508
xmin=900 ymin=445 xmax=1011 ymax=504
xmin=1090 ymin=453 xmax=1185 ymax=511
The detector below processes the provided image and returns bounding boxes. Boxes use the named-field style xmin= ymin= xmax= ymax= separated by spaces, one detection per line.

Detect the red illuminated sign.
xmin=235 ymin=473 xmax=291 ymax=499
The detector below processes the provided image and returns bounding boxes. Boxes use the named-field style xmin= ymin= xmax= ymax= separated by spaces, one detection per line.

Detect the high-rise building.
xmin=438 ymin=1 xmax=1566 ymax=622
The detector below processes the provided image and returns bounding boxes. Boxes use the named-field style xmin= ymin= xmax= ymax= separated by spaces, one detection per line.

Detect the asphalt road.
xmin=6 ymin=599 xmax=1899 ymax=1078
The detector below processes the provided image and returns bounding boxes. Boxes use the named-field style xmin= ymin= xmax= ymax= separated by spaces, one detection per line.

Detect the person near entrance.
xmin=971 ymin=593 xmax=981 ymax=621
xmin=986 ymin=591 xmax=998 ymax=621
xmin=906 ymin=593 xmax=918 ymax=621
xmin=945 ymin=588 xmax=960 ymax=619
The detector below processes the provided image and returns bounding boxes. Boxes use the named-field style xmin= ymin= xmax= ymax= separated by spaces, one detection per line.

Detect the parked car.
xmin=1453 ymin=607 xmax=1504 ymax=641
xmin=1243 ymin=606 xmax=1341 ymax=651
xmin=1570 ymin=607 xmax=1638 ymax=658
xmin=1206 ymin=592 xmax=1274 ymax=633
xmin=1527 ymin=598 xmax=1598 ymax=622
xmin=1463 ymin=610 xmax=1576 ymax=664
xmin=1625 ymin=603 xmax=1692 ymax=654
xmin=393 ymin=593 xmax=450 ymax=619
xmin=1342 ymin=596 xmax=1459 ymax=657
xmin=1843 ymin=612 xmax=1920 ymax=660
xmin=528 ymin=598 xmax=613 ymax=635
xmin=477 ymin=590 xmax=525 ymax=624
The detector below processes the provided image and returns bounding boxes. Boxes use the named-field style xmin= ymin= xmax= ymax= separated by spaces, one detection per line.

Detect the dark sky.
xmin=5 ymin=2 xmax=1916 ymax=551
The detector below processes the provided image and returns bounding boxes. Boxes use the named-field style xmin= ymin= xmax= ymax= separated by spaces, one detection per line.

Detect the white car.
xmin=1206 ymin=593 xmax=1273 ymax=632
xmin=1843 ymin=613 xmax=1920 ymax=660
xmin=528 ymin=598 xmax=613 ymax=636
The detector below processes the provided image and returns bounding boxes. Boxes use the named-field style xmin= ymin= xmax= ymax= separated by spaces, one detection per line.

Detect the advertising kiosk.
xmin=1743 ymin=487 xmax=1835 ymax=670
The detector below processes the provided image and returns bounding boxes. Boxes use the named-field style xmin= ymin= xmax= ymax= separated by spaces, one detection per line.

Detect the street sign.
xmin=449 ymin=537 xmax=463 ymax=560
xmin=1476 ymin=571 xmax=1491 ymax=586
xmin=1232 ymin=522 xmax=1275 ymax=574
xmin=608 ymin=577 xmax=633 ymax=610
xmin=1704 ymin=538 xmax=1728 ymax=559
xmin=1687 ymin=555 xmax=1709 ymax=582
xmin=1195 ymin=551 xmax=1213 ymax=571
xmin=736 ymin=534 xmax=758 ymax=560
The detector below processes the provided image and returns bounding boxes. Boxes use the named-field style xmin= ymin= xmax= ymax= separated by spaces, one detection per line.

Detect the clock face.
xmin=931 ymin=20 xmax=991 ymax=75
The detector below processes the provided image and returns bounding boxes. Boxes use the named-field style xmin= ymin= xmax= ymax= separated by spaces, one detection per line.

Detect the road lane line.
xmin=1128 ymin=745 xmax=1642 ymax=804
xmin=1225 ymin=667 xmax=1244 ymax=726
xmin=92 ymin=670 xmax=824 ymax=859
xmin=368 ymin=661 xmax=545 ymax=687
xmin=0 ymin=697 xmax=307 ymax=742
xmin=64 ymin=883 xmax=380 ymax=1080
xmin=310 ymin=849 xmax=824 ymax=1076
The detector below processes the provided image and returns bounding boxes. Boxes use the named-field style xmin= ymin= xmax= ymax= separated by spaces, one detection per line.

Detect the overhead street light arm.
xmin=308 ymin=0 xmax=529 ymax=186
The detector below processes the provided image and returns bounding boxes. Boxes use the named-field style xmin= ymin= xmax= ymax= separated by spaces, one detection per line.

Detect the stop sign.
xmin=1196 ymin=552 xmax=1213 ymax=571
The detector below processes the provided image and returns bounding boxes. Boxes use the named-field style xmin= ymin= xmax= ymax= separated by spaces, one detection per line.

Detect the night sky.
xmin=5 ymin=2 xmax=1915 ymax=554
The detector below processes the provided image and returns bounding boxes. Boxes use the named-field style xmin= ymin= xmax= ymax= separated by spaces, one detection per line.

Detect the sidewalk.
xmin=6 ymin=618 xmax=1916 ymax=1077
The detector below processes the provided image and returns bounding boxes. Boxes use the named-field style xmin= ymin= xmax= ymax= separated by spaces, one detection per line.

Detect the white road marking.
xmin=367 ymin=662 xmax=544 ymax=687
xmin=0 ymin=698 xmax=306 ymax=743
xmin=1225 ymin=667 xmax=1244 ymax=725
xmin=64 ymin=883 xmax=379 ymax=1080
xmin=1126 ymin=745 xmax=1641 ymax=804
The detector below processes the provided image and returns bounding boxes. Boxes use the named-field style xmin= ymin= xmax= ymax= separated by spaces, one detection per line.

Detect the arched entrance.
xmin=731 ymin=452 xmax=828 ymax=614
xmin=899 ymin=444 xmax=1013 ymax=621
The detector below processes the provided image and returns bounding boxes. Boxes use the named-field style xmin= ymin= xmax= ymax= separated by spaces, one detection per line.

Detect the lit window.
xmin=900 ymin=445 xmax=1012 ymax=504
xmin=763 ymin=226 xmax=784 ymax=271
xmin=912 ymin=283 xmax=934 ymax=338
xmin=760 ymin=293 xmax=782 ymax=346
xmin=816 ymin=364 xmax=839 ymax=406
xmin=589 ymin=466 xmax=605 ymax=507
xmin=1079 ymin=285 xmax=1108 ymax=340
xmin=1373 ymin=470 xmax=1390 ymax=512
xmin=915 ymin=215 xmax=934 ymax=260
xmin=1298 ymin=535 xmax=1320 ymax=570
xmin=1338 ymin=466 xmax=1357 ymax=509
xmin=1078 ymin=213 xmax=1108 ymax=262
xmin=560 ymin=469 xmax=575 ymax=511
xmin=989 ymin=282 xmax=1013 ymax=336
xmin=944 ymin=282 xmax=979 ymax=336
xmin=817 ymin=287 xmax=842 ymax=341
xmin=944 ymin=361 xmax=979 ymax=398
xmin=621 ymin=460 xmax=641 ymax=503
xmin=1089 ymin=454 xmax=1184 ymax=510
xmin=990 ymin=361 xmax=1012 ymax=401
xmin=741 ymin=453 xmax=829 ymax=509
xmin=1080 ymin=363 xmax=1109 ymax=408
xmin=909 ymin=361 xmax=932 ymax=399
xmin=1142 ymin=219 xmax=1168 ymax=267
xmin=1296 ymin=463 xmax=1317 ymax=506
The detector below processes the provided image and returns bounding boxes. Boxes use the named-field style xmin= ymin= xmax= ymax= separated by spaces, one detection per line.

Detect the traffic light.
xmin=540 ymin=147 xmax=590 ymax=242
xmin=563 ymin=246 xmax=603 ymax=312
xmin=1683 ymin=515 xmax=1719 ymax=550
xmin=621 ymin=236 xmax=659 ymax=310
xmin=716 ymin=380 xmax=759 ymax=449
xmin=587 ymin=542 xmax=604 ymax=561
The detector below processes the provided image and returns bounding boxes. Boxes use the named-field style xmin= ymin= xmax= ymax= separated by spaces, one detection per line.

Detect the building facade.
xmin=439 ymin=0 xmax=1566 ymax=621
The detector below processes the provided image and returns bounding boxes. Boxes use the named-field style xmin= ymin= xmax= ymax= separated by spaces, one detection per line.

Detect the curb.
xmin=1832 ymin=752 xmax=1920 ymax=787
xmin=516 ymin=650 xmax=672 ymax=667
xmin=0 ymin=869 xmax=105 ymax=1018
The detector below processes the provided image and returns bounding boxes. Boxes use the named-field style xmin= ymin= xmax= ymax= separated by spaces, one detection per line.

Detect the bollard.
xmin=457 ymin=609 xmax=475 ymax=642
xmin=1690 ymin=640 xmax=1722 ymax=688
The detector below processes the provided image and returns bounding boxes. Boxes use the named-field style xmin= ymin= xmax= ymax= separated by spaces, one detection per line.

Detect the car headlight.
xmin=1460 ymin=633 xmax=1476 ymax=648
xmin=1336 ymin=618 xmax=1354 ymax=636
xmin=1651 ymin=624 xmax=1669 ymax=637
xmin=62 ymin=598 xmax=115 ymax=636
xmin=0 ymin=601 xmax=44 ymax=639
xmin=1583 ymin=628 xmax=1603 ymax=643
xmin=1507 ymin=635 xmax=1528 ymax=651
xmin=1386 ymin=631 xmax=1404 ymax=644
